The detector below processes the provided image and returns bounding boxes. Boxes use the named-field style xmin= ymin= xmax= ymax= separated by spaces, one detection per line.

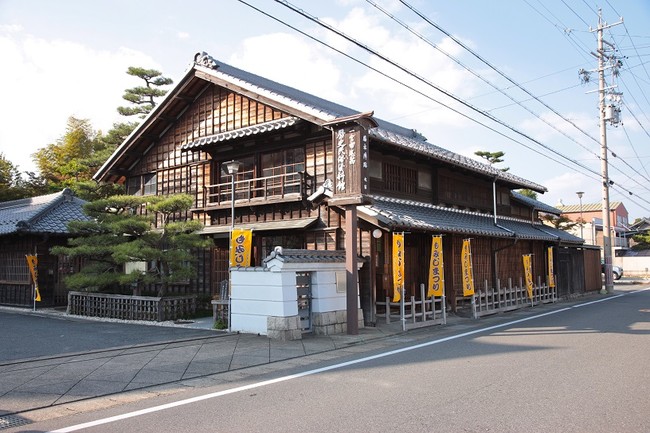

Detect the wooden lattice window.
xmin=127 ymin=173 xmax=158 ymax=196
xmin=0 ymin=253 xmax=30 ymax=283
xmin=383 ymin=163 xmax=417 ymax=194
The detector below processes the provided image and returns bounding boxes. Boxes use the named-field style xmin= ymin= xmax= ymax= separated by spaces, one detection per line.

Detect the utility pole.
xmin=589 ymin=10 xmax=623 ymax=294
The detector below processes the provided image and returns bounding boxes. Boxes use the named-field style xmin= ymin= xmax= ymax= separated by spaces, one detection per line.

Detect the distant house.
xmin=557 ymin=201 xmax=630 ymax=251
xmin=627 ymin=218 xmax=650 ymax=248
xmin=0 ymin=189 xmax=88 ymax=306
xmin=93 ymin=52 xmax=597 ymax=324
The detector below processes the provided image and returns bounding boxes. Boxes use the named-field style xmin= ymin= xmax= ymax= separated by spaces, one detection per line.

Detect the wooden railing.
xmin=67 ymin=291 xmax=197 ymax=322
xmin=203 ymin=171 xmax=308 ymax=207
xmin=455 ymin=276 xmax=557 ymax=318
xmin=376 ymin=283 xmax=447 ymax=330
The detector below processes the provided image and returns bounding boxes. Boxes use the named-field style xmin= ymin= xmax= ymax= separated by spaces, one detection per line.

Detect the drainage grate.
xmin=0 ymin=414 xmax=32 ymax=430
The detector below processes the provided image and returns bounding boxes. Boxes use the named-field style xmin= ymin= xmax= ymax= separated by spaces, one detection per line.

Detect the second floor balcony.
xmin=199 ymin=171 xmax=310 ymax=210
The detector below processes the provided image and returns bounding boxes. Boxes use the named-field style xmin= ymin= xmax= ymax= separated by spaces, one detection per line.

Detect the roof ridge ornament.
xmin=194 ymin=51 xmax=218 ymax=69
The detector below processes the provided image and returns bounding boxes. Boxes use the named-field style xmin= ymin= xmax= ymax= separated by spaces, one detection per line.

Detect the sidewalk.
xmin=0 ymin=307 xmax=407 ymax=419
xmin=1 ymin=285 xmax=641 ymax=423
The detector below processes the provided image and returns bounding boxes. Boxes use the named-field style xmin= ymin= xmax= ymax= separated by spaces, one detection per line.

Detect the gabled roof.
xmin=0 ymin=189 xmax=88 ymax=236
xmin=557 ymin=201 xmax=624 ymax=213
xmin=94 ymin=52 xmax=547 ymax=193
xmin=629 ymin=217 xmax=650 ymax=231
xmin=511 ymin=191 xmax=561 ymax=215
xmin=358 ymin=195 xmax=583 ymax=244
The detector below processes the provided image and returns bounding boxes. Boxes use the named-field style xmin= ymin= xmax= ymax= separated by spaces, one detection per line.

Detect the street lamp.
xmin=576 ymin=191 xmax=584 ymax=239
xmin=222 ymin=160 xmax=241 ymax=333
xmin=223 ymin=160 xmax=242 ymax=231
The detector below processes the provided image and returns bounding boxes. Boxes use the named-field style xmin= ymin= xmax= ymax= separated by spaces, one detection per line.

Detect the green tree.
xmin=517 ymin=189 xmax=538 ymax=200
xmin=32 ymin=117 xmax=97 ymax=185
xmin=52 ymin=194 xmax=209 ymax=296
xmin=0 ymin=153 xmax=27 ymax=201
xmin=98 ymin=121 xmax=139 ymax=147
xmin=541 ymin=214 xmax=579 ymax=231
xmin=475 ymin=150 xmax=509 ymax=172
xmin=117 ymin=67 xmax=173 ymax=118
xmin=31 ymin=117 xmax=123 ymax=200
xmin=631 ymin=232 xmax=650 ymax=250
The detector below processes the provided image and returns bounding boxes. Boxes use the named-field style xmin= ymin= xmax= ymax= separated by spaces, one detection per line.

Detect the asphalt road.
xmin=30 ymin=287 xmax=650 ymax=433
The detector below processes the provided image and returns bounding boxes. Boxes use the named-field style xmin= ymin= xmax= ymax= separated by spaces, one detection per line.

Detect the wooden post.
xmin=345 ymin=205 xmax=359 ymax=335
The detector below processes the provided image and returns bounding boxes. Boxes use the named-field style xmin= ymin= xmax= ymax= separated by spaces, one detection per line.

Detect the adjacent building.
xmin=0 ymin=189 xmax=87 ymax=306
xmin=557 ymin=201 xmax=630 ymax=252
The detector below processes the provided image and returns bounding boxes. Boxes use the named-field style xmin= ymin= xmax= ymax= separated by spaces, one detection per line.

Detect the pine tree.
xmin=52 ymin=194 xmax=209 ymax=296
xmin=475 ymin=150 xmax=510 ymax=172
xmin=117 ymin=67 xmax=173 ymax=118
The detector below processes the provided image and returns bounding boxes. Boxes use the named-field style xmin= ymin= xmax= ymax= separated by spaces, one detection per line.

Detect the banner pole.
xmin=442 ymin=295 xmax=447 ymax=324
xmin=399 ymin=285 xmax=406 ymax=331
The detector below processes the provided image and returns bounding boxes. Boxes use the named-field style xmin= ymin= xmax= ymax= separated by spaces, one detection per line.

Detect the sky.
xmin=1 ymin=0 xmax=650 ymax=220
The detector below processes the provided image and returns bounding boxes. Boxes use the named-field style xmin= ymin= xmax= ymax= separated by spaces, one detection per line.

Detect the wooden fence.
xmin=467 ymin=276 xmax=556 ymax=318
xmin=376 ymin=283 xmax=447 ymax=330
xmin=67 ymin=291 xmax=197 ymax=322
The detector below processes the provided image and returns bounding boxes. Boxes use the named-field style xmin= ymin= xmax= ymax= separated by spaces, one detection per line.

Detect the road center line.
xmin=51 ymin=287 xmax=648 ymax=433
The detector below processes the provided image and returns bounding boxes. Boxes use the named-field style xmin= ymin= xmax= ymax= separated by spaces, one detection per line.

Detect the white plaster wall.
xmin=228 ymin=259 xmax=362 ymax=335
xmin=230 ymin=269 xmax=298 ymax=335
xmin=230 ymin=313 xmax=268 ymax=335
xmin=311 ymin=270 xmax=348 ymax=313
xmin=614 ymin=257 xmax=650 ymax=277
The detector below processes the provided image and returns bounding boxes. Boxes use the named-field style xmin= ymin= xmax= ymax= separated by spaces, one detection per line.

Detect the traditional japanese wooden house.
xmin=0 ymin=189 xmax=88 ymax=306
xmin=94 ymin=52 xmax=599 ymax=324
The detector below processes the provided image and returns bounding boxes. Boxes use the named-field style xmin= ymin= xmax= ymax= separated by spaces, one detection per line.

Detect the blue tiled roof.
xmin=358 ymin=195 xmax=583 ymax=244
xmin=0 ymin=189 xmax=88 ymax=236
xmin=511 ymin=191 xmax=561 ymax=214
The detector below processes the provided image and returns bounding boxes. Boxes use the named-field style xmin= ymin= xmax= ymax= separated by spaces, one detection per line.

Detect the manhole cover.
xmin=0 ymin=414 xmax=32 ymax=430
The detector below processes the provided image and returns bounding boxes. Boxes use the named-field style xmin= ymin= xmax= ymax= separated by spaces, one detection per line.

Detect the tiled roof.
xmin=0 ymin=189 xmax=88 ymax=236
xmin=556 ymin=201 xmax=622 ymax=213
xmin=181 ymin=117 xmax=301 ymax=151
xmin=96 ymin=52 xmax=550 ymax=193
xmin=511 ymin=191 xmax=561 ymax=214
xmin=206 ymin=57 xmax=545 ymax=192
xmin=263 ymin=248 xmax=348 ymax=264
xmin=358 ymin=195 xmax=583 ymax=244
xmin=368 ymin=129 xmax=547 ymax=192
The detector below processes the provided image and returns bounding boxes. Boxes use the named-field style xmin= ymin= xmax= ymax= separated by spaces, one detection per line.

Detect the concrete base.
xmin=267 ymin=315 xmax=302 ymax=341
xmin=312 ymin=309 xmax=364 ymax=335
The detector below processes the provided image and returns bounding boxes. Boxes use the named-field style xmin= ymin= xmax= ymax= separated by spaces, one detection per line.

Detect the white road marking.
xmin=51 ymin=287 xmax=649 ymax=432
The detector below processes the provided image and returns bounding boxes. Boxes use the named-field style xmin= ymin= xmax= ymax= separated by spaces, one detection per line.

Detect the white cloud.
xmin=177 ymin=31 xmax=190 ymax=40
xmin=0 ymin=29 xmax=158 ymax=174
xmin=541 ymin=170 xmax=597 ymax=208
xmin=229 ymin=32 xmax=345 ymax=103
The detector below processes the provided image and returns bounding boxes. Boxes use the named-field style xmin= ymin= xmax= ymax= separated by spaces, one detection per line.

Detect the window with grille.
xmin=126 ymin=173 xmax=158 ymax=196
xmin=383 ymin=163 xmax=417 ymax=194
xmin=0 ymin=254 xmax=30 ymax=283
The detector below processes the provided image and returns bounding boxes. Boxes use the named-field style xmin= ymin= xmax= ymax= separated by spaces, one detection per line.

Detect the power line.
xmin=366 ymin=0 xmax=609 ymax=166
xmin=238 ymin=0 xmax=650 ymax=213
xmin=398 ymin=0 xmax=650 ymax=206
xmin=398 ymin=0 xmax=605 ymax=152
xmin=273 ymin=0 xmax=604 ymax=178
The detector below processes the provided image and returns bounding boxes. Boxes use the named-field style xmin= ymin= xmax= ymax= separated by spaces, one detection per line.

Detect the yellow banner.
xmin=523 ymin=254 xmax=534 ymax=299
xmin=547 ymin=247 xmax=555 ymax=288
xmin=25 ymin=255 xmax=41 ymax=302
xmin=427 ymin=235 xmax=444 ymax=297
xmin=392 ymin=232 xmax=404 ymax=303
xmin=461 ymin=239 xmax=474 ymax=296
xmin=229 ymin=229 xmax=253 ymax=267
